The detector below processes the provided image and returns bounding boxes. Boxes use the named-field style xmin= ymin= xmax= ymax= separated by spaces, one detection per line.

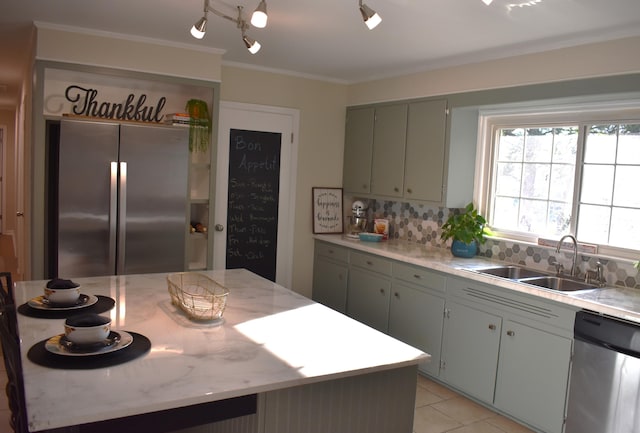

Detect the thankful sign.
xmin=65 ymin=85 xmax=167 ymax=122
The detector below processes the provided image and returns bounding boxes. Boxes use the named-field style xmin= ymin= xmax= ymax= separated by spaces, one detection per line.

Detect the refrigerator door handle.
xmin=109 ymin=162 xmax=118 ymax=273
xmin=118 ymin=161 xmax=128 ymax=274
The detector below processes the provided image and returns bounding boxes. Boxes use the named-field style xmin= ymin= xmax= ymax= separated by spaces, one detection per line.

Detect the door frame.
xmin=214 ymin=101 xmax=299 ymax=288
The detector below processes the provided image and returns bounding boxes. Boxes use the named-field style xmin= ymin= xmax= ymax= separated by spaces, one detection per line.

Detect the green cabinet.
xmin=494 ymin=320 xmax=572 ymax=433
xmin=347 ymin=252 xmax=392 ymax=332
xmin=343 ymin=107 xmax=374 ymax=194
xmin=441 ymin=300 xmax=502 ymax=403
xmin=342 ymin=98 xmax=448 ymax=204
xmin=370 ymin=104 xmax=408 ymax=198
xmin=312 ymin=242 xmax=349 ymax=313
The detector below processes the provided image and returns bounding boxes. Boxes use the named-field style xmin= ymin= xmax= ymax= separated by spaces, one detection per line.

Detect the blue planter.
xmin=451 ymin=240 xmax=478 ymax=258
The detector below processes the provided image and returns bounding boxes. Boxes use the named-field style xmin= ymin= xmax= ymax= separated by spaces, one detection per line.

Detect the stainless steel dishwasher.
xmin=566 ymin=310 xmax=640 ymax=433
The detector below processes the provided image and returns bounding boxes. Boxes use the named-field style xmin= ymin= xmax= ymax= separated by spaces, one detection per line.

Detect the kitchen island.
xmin=15 ymin=269 xmax=427 ymax=432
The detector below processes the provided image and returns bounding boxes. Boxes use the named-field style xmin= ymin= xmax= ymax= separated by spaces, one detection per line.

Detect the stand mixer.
xmin=345 ymin=200 xmax=369 ymax=238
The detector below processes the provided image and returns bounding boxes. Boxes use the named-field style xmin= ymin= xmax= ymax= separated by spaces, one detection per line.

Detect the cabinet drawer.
xmin=350 ymin=251 xmax=392 ymax=275
xmin=315 ymin=242 xmax=348 ymax=262
xmin=393 ymin=263 xmax=445 ymax=293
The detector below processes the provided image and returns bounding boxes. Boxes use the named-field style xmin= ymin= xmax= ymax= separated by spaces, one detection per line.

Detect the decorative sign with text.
xmin=312 ymin=187 xmax=343 ymax=234
xmin=226 ymin=129 xmax=282 ymax=282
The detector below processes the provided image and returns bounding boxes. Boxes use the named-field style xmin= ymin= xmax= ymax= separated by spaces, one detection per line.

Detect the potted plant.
xmin=185 ymin=99 xmax=211 ymax=153
xmin=440 ymin=202 xmax=488 ymax=258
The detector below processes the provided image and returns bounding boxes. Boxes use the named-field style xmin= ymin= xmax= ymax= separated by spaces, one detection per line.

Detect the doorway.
xmin=214 ymin=102 xmax=299 ymax=288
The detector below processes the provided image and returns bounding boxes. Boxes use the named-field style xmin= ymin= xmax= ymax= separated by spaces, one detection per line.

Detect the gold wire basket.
xmin=167 ymin=272 xmax=229 ymax=321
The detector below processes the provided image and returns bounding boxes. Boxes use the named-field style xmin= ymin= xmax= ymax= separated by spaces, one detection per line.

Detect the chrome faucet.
xmin=556 ymin=234 xmax=578 ymax=277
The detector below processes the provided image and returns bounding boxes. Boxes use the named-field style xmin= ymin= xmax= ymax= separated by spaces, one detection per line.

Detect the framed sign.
xmin=312 ymin=187 xmax=344 ymax=234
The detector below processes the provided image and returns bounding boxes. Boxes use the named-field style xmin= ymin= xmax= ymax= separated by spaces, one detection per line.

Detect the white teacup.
xmin=64 ymin=314 xmax=111 ymax=345
xmin=44 ymin=286 xmax=81 ymax=305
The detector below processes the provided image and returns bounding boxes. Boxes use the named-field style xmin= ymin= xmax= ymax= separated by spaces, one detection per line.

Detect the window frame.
xmin=475 ymin=102 xmax=640 ymax=260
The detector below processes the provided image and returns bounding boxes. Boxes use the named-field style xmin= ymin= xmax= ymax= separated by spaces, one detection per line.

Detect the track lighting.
xmin=251 ymin=0 xmax=268 ymax=28
xmin=190 ymin=0 xmax=264 ymax=54
xmin=359 ymin=0 xmax=382 ymax=30
xmin=482 ymin=0 xmax=494 ymax=4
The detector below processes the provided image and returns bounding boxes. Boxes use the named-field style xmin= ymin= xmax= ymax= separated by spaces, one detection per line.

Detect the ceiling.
xmin=2 ymin=0 xmax=640 ymax=108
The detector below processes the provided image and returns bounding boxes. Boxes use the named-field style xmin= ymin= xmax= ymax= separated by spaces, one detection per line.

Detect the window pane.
xmin=493 ymin=197 xmax=519 ymax=230
xmin=613 ymin=166 xmax=640 ymax=207
xmin=581 ymin=165 xmax=614 ymax=205
xmin=548 ymin=201 xmax=572 ymax=236
xmin=519 ymin=199 xmax=548 ymax=233
xmin=521 ymin=163 xmax=550 ymax=199
xmin=585 ymin=125 xmax=617 ymax=164
xmin=496 ymin=162 xmax=522 ymax=196
xmin=498 ymin=129 xmax=524 ymax=161
xmin=552 ymin=127 xmax=578 ymax=163
xmin=524 ymin=128 xmax=553 ymax=162
xmin=577 ymin=204 xmax=611 ymax=244
xmin=549 ymin=164 xmax=575 ymax=202
xmin=609 ymin=208 xmax=640 ymax=250
xmin=617 ymin=124 xmax=640 ymax=164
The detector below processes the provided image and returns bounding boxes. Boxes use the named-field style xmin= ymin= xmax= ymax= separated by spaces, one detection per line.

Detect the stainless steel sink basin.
xmin=518 ymin=276 xmax=598 ymax=292
xmin=473 ymin=265 xmax=544 ymax=280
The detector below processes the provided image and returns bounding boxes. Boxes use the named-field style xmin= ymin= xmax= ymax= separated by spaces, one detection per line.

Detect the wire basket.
xmin=167 ymin=272 xmax=229 ymax=321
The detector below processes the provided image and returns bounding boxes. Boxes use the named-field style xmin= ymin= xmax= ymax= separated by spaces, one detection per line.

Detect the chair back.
xmin=0 ymin=272 xmax=29 ymax=433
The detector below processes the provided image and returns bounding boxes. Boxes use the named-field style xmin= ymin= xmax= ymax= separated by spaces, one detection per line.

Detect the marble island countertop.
xmin=16 ymin=269 xmax=427 ymax=432
xmin=315 ymin=234 xmax=640 ymax=324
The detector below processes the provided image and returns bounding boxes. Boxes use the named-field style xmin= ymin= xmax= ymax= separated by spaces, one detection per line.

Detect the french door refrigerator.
xmin=52 ymin=119 xmax=189 ymax=278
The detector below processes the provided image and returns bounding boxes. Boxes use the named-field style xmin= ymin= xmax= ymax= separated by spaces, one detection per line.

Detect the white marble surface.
xmin=315 ymin=234 xmax=640 ymax=324
xmin=15 ymin=269 xmax=427 ymax=432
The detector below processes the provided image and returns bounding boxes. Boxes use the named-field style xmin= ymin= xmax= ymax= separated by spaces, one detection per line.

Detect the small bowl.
xmin=64 ymin=314 xmax=111 ymax=345
xmin=44 ymin=286 xmax=81 ymax=305
xmin=359 ymin=232 xmax=384 ymax=242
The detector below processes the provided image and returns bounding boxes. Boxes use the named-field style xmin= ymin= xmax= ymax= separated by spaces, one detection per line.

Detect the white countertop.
xmin=15 ymin=269 xmax=427 ymax=432
xmin=315 ymin=234 xmax=640 ymax=324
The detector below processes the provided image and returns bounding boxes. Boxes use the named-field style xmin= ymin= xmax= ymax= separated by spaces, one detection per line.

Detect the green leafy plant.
xmin=185 ymin=99 xmax=211 ymax=153
xmin=635 ymin=260 xmax=640 ymax=271
xmin=440 ymin=202 xmax=489 ymax=245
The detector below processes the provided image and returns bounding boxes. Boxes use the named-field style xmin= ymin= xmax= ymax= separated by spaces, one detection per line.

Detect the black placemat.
xmin=18 ymin=295 xmax=116 ymax=319
xmin=27 ymin=332 xmax=151 ymax=369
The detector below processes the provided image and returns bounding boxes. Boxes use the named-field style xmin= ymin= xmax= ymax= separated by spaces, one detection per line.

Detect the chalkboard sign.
xmin=226 ymin=129 xmax=282 ymax=282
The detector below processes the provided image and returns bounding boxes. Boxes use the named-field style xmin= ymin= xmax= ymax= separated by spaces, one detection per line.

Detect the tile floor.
xmin=0 ymin=360 xmax=536 ymax=433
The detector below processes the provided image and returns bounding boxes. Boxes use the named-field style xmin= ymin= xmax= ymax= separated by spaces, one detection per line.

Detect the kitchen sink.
xmin=473 ymin=265 xmax=544 ymax=280
xmin=470 ymin=265 xmax=601 ymax=293
xmin=518 ymin=276 xmax=599 ymax=292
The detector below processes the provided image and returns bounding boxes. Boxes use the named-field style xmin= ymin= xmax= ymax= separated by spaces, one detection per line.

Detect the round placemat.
xmin=18 ymin=295 xmax=116 ymax=319
xmin=27 ymin=332 xmax=150 ymax=369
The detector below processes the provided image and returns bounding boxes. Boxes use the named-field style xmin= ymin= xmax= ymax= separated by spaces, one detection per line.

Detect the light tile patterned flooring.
xmin=414 ymin=374 xmax=536 ymax=433
xmin=0 ymin=359 xmax=536 ymax=433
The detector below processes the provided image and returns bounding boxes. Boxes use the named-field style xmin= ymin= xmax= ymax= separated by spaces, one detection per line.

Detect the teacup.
xmin=44 ymin=286 xmax=81 ymax=305
xmin=64 ymin=314 xmax=111 ymax=345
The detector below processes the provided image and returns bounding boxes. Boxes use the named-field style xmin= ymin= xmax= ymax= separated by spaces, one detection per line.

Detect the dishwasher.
xmin=566 ymin=310 xmax=640 ymax=433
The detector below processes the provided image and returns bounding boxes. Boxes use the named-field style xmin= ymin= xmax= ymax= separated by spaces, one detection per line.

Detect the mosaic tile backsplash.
xmin=352 ymin=197 xmax=640 ymax=290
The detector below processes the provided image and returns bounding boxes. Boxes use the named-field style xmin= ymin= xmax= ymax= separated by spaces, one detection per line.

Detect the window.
xmin=479 ymin=105 xmax=640 ymax=258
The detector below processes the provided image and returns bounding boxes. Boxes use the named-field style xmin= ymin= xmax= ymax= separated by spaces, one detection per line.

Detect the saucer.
xmin=45 ymin=331 xmax=133 ymax=357
xmin=28 ymin=294 xmax=98 ymax=311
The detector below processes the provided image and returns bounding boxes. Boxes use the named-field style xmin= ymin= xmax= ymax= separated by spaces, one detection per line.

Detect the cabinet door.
xmin=441 ymin=301 xmax=502 ymax=403
xmin=404 ymin=99 xmax=447 ymax=203
xmin=343 ymin=107 xmax=374 ymax=194
xmin=494 ymin=320 xmax=572 ymax=433
xmin=388 ymin=282 xmax=445 ymax=377
xmin=312 ymin=257 xmax=349 ymax=314
xmin=371 ymin=104 xmax=408 ymax=198
xmin=347 ymin=267 xmax=391 ymax=332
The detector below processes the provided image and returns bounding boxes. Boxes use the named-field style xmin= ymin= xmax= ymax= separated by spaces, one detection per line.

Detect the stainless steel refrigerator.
xmin=52 ymin=119 xmax=189 ymax=278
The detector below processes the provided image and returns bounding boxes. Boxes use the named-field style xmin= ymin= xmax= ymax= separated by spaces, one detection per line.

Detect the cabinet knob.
xmin=406 ymin=188 xmax=413 ymax=194
xmin=16 ymin=212 xmax=24 ymax=217
xmin=413 ymin=274 xmax=421 ymax=280
xmin=362 ymin=184 xmax=368 ymax=190
xmin=394 ymin=187 xmax=400 ymax=192
xmin=488 ymin=324 xmax=496 ymax=331
xmin=366 ymin=260 xmax=373 ymax=266
xmin=379 ymin=288 xmax=385 ymax=295
xmin=214 ymin=224 xmax=225 ymax=232
xmin=394 ymin=292 xmax=400 ymax=298
xmin=507 ymin=330 xmax=515 ymax=337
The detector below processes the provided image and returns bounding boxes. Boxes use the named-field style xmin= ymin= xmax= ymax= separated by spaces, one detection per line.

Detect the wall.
xmin=220 ymin=66 xmax=348 ymax=296
xmin=0 ymin=109 xmax=16 ymax=234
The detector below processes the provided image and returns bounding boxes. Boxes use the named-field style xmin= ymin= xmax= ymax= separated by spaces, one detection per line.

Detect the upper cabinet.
xmin=343 ymin=98 xmax=448 ymax=204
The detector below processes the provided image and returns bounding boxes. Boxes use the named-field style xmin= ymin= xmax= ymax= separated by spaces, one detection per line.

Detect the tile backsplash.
xmin=351 ymin=197 xmax=640 ymax=290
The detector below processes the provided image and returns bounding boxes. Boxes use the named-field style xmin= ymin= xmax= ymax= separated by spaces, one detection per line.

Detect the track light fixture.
xmin=482 ymin=0 xmax=494 ymax=4
xmin=359 ymin=0 xmax=382 ymax=30
xmin=190 ymin=0 xmax=265 ymax=54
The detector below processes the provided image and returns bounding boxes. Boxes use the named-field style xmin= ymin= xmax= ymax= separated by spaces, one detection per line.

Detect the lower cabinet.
xmin=347 ymin=267 xmax=391 ymax=333
xmin=441 ymin=301 xmax=502 ymax=403
xmin=494 ymin=320 xmax=572 ymax=433
xmin=312 ymin=242 xmax=348 ymax=313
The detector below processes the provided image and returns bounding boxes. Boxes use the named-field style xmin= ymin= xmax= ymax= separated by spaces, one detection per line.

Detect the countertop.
xmin=315 ymin=234 xmax=640 ymax=324
xmin=15 ymin=269 xmax=427 ymax=431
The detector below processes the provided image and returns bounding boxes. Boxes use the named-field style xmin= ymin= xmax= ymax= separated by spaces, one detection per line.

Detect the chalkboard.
xmin=226 ymin=129 xmax=282 ymax=282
